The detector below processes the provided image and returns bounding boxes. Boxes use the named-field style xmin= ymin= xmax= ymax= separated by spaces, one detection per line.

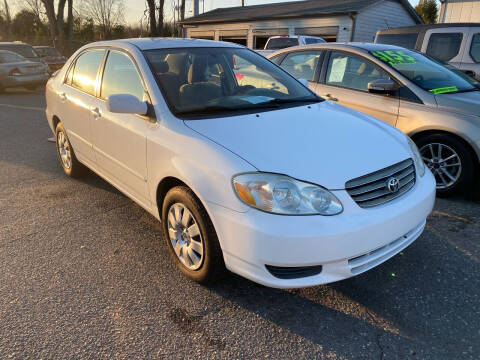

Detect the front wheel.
xmin=416 ymin=134 xmax=475 ymax=195
xmin=161 ymin=186 xmax=226 ymax=284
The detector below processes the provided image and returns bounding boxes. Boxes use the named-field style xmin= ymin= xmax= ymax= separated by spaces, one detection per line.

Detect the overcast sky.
xmin=124 ymin=0 xmax=422 ymax=26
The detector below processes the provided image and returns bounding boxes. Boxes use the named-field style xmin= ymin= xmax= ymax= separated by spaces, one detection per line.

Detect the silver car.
xmin=269 ymin=43 xmax=480 ymax=195
xmin=0 ymin=50 xmax=50 ymax=92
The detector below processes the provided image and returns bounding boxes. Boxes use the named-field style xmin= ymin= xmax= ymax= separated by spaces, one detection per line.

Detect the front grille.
xmin=346 ymin=159 xmax=415 ymax=208
xmin=265 ymin=265 xmax=323 ymax=279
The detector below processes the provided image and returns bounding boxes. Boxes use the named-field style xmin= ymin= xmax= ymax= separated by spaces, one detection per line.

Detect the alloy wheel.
xmin=167 ymin=203 xmax=204 ymax=270
xmin=420 ymin=142 xmax=461 ymax=190
xmin=57 ymin=131 xmax=72 ymax=169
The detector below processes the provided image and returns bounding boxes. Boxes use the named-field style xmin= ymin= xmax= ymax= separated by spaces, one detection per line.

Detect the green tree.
xmin=12 ymin=10 xmax=47 ymax=38
xmin=415 ymin=0 xmax=438 ymax=24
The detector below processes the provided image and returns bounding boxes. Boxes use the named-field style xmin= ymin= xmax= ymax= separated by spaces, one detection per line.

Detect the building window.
xmin=220 ymin=37 xmax=247 ymax=46
xmin=426 ymin=33 xmax=463 ymax=62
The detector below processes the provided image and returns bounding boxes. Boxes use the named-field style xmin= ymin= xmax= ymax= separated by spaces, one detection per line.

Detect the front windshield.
xmin=144 ymin=47 xmax=320 ymax=117
xmin=0 ymin=51 xmax=25 ymax=63
xmin=370 ymin=48 xmax=479 ymax=94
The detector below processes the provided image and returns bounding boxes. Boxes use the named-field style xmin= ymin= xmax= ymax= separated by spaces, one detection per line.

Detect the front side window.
xmin=426 ymin=33 xmax=463 ymax=62
xmin=265 ymin=38 xmax=299 ymax=50
xmin=144 ymin=47 xmax=320 ymax=118
xmin=470 ymin=33 xmax=480 ymax=63
xmin=375 ymin=33 xmax=419 ymax=50
xmin=101 ymin=51 xmax=145 ymax=101
xmin=70 ymin=50 xmax=105 ymax=95
xmin=325 ymin=51 xmax=390 ymax=92
xmin=279 ymin=51 xmax=323 ymax=81
xmin=371 ymin=48 xmax=479 ymax=94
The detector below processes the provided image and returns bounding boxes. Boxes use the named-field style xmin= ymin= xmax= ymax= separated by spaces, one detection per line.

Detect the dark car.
xmin=34 ymin=46 xmax=67 ymax=72
xmin=0 ymin=42 xmax=50 ymax=74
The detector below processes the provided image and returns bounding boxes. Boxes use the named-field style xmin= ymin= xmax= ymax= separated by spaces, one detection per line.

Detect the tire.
xmin=161 ymin=186 xmax=226 ymax=284
xmin=416 ymin=134 xmax=476 ymax=196
xmin=55 ymin=122 xmax=87 ymax=178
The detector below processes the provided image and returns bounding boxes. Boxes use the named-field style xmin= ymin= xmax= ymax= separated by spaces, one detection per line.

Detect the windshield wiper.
xmin=453 ymin=88 xmax=480 ymax=94
xmin=176 ymin=103 xmax=280 ymax=116
xmin=261 ymin=96 xmax=323 ymax=105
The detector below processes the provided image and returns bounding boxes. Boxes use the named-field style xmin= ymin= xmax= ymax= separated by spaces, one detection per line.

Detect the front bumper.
xmin=208 ymin=170 xmax=436 ymax=288
xmin=3 ymin=73 xmax=50 ymax=88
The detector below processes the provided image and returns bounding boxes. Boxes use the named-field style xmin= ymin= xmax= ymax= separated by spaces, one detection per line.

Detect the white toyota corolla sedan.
xmin=45 ymin=38 xmax=436 ymax=288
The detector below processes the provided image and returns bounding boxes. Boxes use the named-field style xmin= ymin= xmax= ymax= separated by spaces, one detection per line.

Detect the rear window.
xmin=426 ymin=33 xmax=463 ymax=62
xmin=304 ymin=38 xmax=325 ymax=45
xmin=375 ymin=33 xmax=418 ymax=49
xmin=0 ymin=51 xmax=25 ymax=63
xmin=35 ymin=47 xmax=61 ymax=57
xmin=265 ymin=38 xmax=299 ymax=50
xmin=0 ymin=45 xmax=38 ymax=58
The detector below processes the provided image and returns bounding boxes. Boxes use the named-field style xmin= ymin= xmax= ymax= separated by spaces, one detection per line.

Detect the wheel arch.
xmin=410 ymin=129 xmax=480 ymax=169
xmin=52 ymin=115 xmax=61 ymax=131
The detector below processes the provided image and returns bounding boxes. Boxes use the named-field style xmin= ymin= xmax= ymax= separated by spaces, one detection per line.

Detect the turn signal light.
xmin=8 ymin=68 xmax=22 ymax=76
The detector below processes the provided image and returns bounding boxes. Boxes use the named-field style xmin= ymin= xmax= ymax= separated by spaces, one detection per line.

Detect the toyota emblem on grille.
xmin=386 ymin=177 xmax=400 ymax=193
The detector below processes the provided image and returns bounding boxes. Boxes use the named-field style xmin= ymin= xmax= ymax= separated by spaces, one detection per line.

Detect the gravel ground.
xmin=0 ymin=89 xmax=479 ymax=359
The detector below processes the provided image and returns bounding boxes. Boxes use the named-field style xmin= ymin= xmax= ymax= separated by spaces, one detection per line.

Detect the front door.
xmin=314 ymin=50 xmax=399 ymax=126
xmin=91 ymin=50 xmax=151 ymax=206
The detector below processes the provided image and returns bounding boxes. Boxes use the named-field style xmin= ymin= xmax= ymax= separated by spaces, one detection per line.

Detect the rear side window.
xmin=375 ymin=33 xmax=418 ymax=49
xmin=279 ymin=51 xmax=323 ymax=81
xmin=470 ymin=34 xmax=480 ymax=63
xmin=70 ymin=50 xmax=104 ymax=95
xmin=265 ymin=38 xmax=299 ymax=50
xmin=101 ymin=51 xmax=145 ymax=101
xmin=426 ymin=33 xmax=463 ymax=62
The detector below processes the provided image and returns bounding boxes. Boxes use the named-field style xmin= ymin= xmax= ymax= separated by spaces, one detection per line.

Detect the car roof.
xmin=85 ymin=37 xmax=243 ymax=51
xmin=267 ymin=42 xmax=406 ymax=55
xmin=0 ymin=42 xmax=33 ymax=47
xmin=376 ymin=23 xmax=480 ymax=34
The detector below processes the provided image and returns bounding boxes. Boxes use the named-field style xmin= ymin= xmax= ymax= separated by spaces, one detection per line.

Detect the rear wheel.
xmin=416 ymin=134 xmax=475 ymax=195
xmin=55 ymin=122 xmax=87 ymax=178
xmin=161 ymin=186 xmax=226 ymax=284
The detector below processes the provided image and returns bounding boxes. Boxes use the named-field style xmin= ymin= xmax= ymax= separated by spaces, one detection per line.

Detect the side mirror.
xmin=107 ymin=94 xmax=148 ymax=115
xmin=298 ymin=78 xmax=309 ymax=87
xmin=367 ymin=79 xmax=400 ymax=94
xmin=463 ymin=70 xmax=476 ymax=78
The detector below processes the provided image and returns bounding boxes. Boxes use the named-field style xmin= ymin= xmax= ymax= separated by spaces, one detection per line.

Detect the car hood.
xmin=184 ymin=102 xmax=411 ymax=189
xmin=435 ymin=91 xmax=480 ymax=117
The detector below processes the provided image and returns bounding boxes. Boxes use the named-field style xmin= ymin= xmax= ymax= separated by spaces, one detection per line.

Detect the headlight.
xmin=232 ymin=173 xmax=343 ymax=215
xmin=407 ymin=137 xmax=425 ymax=177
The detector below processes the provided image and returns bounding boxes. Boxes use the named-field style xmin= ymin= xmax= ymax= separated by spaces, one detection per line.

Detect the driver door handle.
xmin=323 ymin=94 xmax=338 ymax=101
xmin=90 ymin=107 xmax=101 ymax=119
xmin=59 ymin=92 xmax=67 ymax=101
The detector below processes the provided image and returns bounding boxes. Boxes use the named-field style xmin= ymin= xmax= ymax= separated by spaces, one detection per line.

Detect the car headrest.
xmin=154 ymin=60 xmax=169 ymax=74
xmin=187 ymin=56 xmax=209 ymax=84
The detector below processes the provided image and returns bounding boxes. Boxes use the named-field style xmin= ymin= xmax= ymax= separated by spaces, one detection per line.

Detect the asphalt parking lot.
xmin=0 ymin=89 xmax=479 ymax=359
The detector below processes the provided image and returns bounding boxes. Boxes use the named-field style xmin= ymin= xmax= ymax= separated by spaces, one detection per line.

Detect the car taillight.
xmin=235 ymin=73 xmax=244 ymax=80
xmin=8 ymin=68 xmax=22 ymax=76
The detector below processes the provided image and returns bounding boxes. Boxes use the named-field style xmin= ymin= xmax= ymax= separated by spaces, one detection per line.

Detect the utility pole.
xmin=193 ymin=0 xmax=199 ymax=16
xmin=242 ymin=0 xmax=245 ymax=6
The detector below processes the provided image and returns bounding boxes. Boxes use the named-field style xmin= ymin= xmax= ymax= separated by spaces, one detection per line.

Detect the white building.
xmin=438 ymin=0 xmax=480 ymax=23
xmin=181 ymin=0 xmax=422 ymax=49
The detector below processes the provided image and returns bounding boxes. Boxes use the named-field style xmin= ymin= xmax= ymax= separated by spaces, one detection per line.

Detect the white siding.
xmin=185 ymin=16 xmax=352 ymax=48
xmin=353 ymin=0 xmax=417 ymax=42
xmin=440 ymin=0 xmax=480 ymax=23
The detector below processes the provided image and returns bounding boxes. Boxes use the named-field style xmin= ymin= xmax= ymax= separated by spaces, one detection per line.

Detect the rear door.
xmin=421 ymin=28 xmax=468 ymax=68
xmin=90 ymin=49 xmax=151 ymax=206
xmin=315 ymin=50 xmax=399 ymax=126
xmin=57 ymin=49 xmax=105 ymax=165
